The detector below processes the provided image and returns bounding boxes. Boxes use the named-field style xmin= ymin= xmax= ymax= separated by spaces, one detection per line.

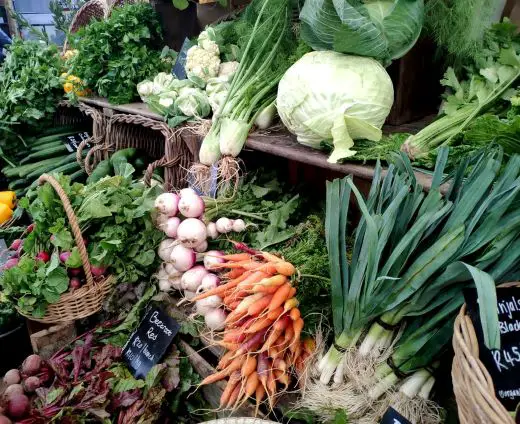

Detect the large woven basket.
xmin=453 ymin=300 xmax=515 ymax=423
xmin=62 ymin=0 xmax=109 ymax=52
xmin=83 ymin=113 xmax=198 ymax=190
xmin=16 ymin=174 xmax=115 ymax=324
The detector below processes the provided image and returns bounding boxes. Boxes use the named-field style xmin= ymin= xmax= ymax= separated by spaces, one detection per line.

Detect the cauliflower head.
xmin=185 ymin=45 xmax=220 ymax=83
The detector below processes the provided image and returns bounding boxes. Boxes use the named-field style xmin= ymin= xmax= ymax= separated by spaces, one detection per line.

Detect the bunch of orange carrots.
xmin=191 ymin=247 xmax=314 ymax=412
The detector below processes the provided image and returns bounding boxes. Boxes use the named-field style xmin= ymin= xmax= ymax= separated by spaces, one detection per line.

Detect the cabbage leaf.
xmin=300 ymin=0 xmax=424 ymax=65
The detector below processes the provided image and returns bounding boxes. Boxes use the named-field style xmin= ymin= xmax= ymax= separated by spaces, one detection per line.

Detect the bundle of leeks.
xmin=300 ymin=148 xmax=520 ymax=423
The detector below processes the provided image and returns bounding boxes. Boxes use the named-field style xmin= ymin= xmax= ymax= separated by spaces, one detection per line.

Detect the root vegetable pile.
xmin=191 ymin=247 xmax=313 ymax=412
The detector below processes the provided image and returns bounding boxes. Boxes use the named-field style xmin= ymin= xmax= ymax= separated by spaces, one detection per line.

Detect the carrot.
xmin=268 ymin=283 xmax=292 ymax=312
xmin=215 ymin=340 xmax=240 ymax=351
xmin=260 ymin=251 xmax=283 ymax=263
xmin=292 ymin=317 xmax=304 ymax=347
xmin=229 ymin=300 xmax=241 ymax=310
xmin=283 ymin=297 xmax=299 ymax=312
xmin=289 ymin=307 xmax=301 ymax=321
xmin=274 ymin=369 xmax=289 ymax=389
xmin=247 ymin=294 xmax=273 ymax=316
xmin=290 ymin=339 xmax=302 ymax=364
xmin=217 ymin=350 xmax=235 ymax=370
xmin=266 ymin=370 xmax=277 ymax=408
xmin=222 ymin=253 xmax=252 ymax=262
xmin=220 ymin=371 xmax=241 ymax=407
xmin=274 ymin=315 xmax=292 ymax=331
xmin=256 ymin=274 xmax=287 ymax=288
xmin=274 ymin=261 xmax=295 ymax=276
xmin=261 ymin=327 xmax=283 ymax=353
xmin=237 ymin=329 xmax=268 ymax=355
xmin=269 ymin=343 xmax=283 ymax=360
xmin=244 ymin=316 xmax=274 ymax=334
xmin=288 ymin=287 xmax=296 ymax=298
xmin=255 ymin=383 xmax=266 ymax=415
xmin=191 ymin=271 xmax=253 ymax=301
xmin=253 ymin=284 xmax=282 ymax=294
xmin=303 ymin=337 xmax=316 ymax=354
xmin=200 ymin=356 xmax=245 ymax=386
xmin=273 ymin=358 xmax=287 ymax=373
xmin=227 ymin=380 xmax=244 ymax=408
xmin=267 ymin=306 xmax=284 ymax=321
xmin=282 ymin=326 xmax=294 ymax=349
xmin=224 ymin=328 xmax=247 ymax=343
xmin=244 ymin=371 xmax=259 ymax=398
xmin=223 ymin=290 xmax=247 ymax=307
xmin=241 ymin=355 xmax=257 ymax=377
xmin=236 ymin=293 xmax=264 ymax=314
xmin=257 ymin=352 xmax=270 ymax=390
xmin=223 ymin=268 xmax=247 ymax=279
xmin=210 ymin=259 xmax=260 ymax=270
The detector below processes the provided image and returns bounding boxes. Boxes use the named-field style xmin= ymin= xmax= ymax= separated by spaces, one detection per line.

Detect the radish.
xmin=177 ymin=218 xmax=207 ymax=248
xmin=196 ymin=273 xmax=220 ymax=294
xmin=22 ymin=354 xmax=41 ymax=376
xmin=68 ymin=268 xmax=82 ymax=277
xmin=2 ymin=258 xmax=18 ymax=270
xmin=59 ymin=251 xmax=71 ymax=263
xmin=203 ymin=250 xmax=225 ymax=269
xmin=26 ymin=224 xmax=34 ymax=233
xmin=70 ymin=278 xmax=81 ymax=289
xmin=181 ymin=265 xmax=208 ymax=292
xmin=178 ymin=194 xmax=205 ymax=218
xmin=9 ymin=239 xmax=22 ymax=251
xmin=205 ymin=308 xmax=227 ymax=331
xmin=194 ymin=240 xmax=208 ymax=253
xmin=90 ymin=265 xmax=107 ymax=277
xmin=22 ymin=376 xmax=40 ymax=393
xmin=164 ymin=263 xmax=182 ymax=277
xmin=158 ymin=239 xmax=177 ymax=261
xmin=206 ymin=222 xmax=218 ymax=239
xmin=6 ymin=394 xmax=29 ymax=418
xmin=3 ymin=370 xmax=20 ymax=386
xmin=163 ymin=217 xmax=181 ymax=238
xmin=154 ymin=193 xmax=179 ymax=216
xmin=170 ymin=245 xmax=196 ymax=272
xmin=35 ymin=251 xmax=50 ymax=262
xmin=232 ymin=219 xmax=246 ymax=232
xmin=179 ymin=188 xmax=197 ymax=198
xmin=216 ymin=217 xmax=233 ymax=233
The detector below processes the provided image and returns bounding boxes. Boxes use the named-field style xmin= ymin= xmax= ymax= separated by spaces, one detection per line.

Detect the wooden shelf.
xmin=79 ymin=96 xmax=436 ymax=190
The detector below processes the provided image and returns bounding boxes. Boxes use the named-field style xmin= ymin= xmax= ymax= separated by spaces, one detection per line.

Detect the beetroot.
xmin=35 ymin=252 xmax=50 ymax=263
xmin=21 ymin=355 xmax=41 ymax=376
xmin=6 ymin=394 xmax=29 ymax=418
xmin=0 ymin=415 xmax=12 ymax=424
xmin=4 ymin=385 xmax=23 ymax=399
xmin=2 ymin=370 xmax=20 ymax=386
xmin=8 ymin=240 xmax=22 ymax=251
xmin=59 ymin=251 xmax=71 ymax=263
xmin=68 ymin=268 xmax=82 ymax=277
xmin=22 ymin=377 xmax=40 ymax=394
xmin=69 ymin=278 xmax=81 ymax=289
xmin=2 ymin=259 xmax=18 ymax=271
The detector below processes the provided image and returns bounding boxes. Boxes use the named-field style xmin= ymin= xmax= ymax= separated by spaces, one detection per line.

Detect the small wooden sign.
xmin=122 ymin=305 xmax=180 ymax=379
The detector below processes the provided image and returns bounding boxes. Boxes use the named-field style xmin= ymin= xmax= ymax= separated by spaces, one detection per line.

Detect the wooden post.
xmin=4 ymin=0 xmax=17 ymax=37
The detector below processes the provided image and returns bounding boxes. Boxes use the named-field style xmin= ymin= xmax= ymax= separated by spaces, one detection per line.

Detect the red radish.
xmin=59 ymin=251 xmax=71 ymax=263
xmin=4 ymin=384 xmax=23 ymax=399
xmin=162 ymin=217 xmax=180 ymax=238
xmin=155 ymin=193 xmax=179 ymax=216
xmin=35 ymin=251 xmax=50 ymax=262
xmin=26 ymin=224 xmax=34 ymax=233
xmin=170 ymin=245 xmax=196 ymax=272
xmin=178 ymin=194 xmax=205 ymax=218
xmin=90 ymin=265 xmax=107 ymax=277
xmin=181 ymin=265 xmax=208 ymax=292
xmin=83 ymin=237 xmax=88 ymax=246
xmin=206 ymin=222 xmax=218 ymax=239
xmin=9 ymin=240 xmax=22 ymax=251
xmin=3 ymin=370 xmax=20 ymax=386
xmin=216 ymin=217 xmax=233 ymax=233
xmin=204 ymin=308 xmax=227 ymax=330
xmin=6 ymin=394 xmax=29 ymax=418
xmin=2 ymin=258 xmax=18 ymax=270
xmin=203 ymin=251 xmax=225 ymax=269
xmin=22 ymin=355 xmax=41 ymax=376
xmin=22 ymin=376 xmax=40 ymax=393
xmin=0 ymin=415 xmax=12 ymax=424
xmin=68 ymin=268 xmax=82 ymax=276
xmin=69 ymin=278 xmax=81 ymax=289
xmin=179 ymin=188 xmax=197 ymax=198
xmin=195 ymin=240 xmax=208 ymax=253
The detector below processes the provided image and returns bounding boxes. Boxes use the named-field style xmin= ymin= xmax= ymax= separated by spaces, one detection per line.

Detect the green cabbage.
xmin=300 ymin=0 xmax=424 ymax=66
xmin=276 ymin=51 xmax=394 ymax=163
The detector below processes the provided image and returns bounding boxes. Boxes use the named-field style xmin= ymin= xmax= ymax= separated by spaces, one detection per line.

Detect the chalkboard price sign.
xmin=122 ymin=305 xmax=180 ymax=379
xmin=465 ymin=287 xmax=520 ymax=412
xmin=172 ymin=38 xmax=192 ymax=80
xmin=62 ymin=132 xmax=91 ymax=153
xmin=379 ymin=407 xmax=412 ymax=424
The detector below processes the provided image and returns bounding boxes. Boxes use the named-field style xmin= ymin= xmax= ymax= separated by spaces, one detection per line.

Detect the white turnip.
xmin=22 ymin=376 xmax=40 ymax=393
xmin=3 ymin=370 xmax=20 ymax=386
xmin=178 ymin=195 xmax=205 ymax=218
xmin=203 ymin=250 xmax=225 ymax=270
xmin=195 ymin=300 xmax=214 ymax=316
xmin=163 ymin=217 xmax=181 ymax=238
xmin=196 ymin=273 xmax=220 ymax=294
xmin=216 ymin=217 xmax=233 ymax=233
xmin=232 ymin=219 xmax=246 ymax=232
xmin=204 ymin=308 xmax=227 ymax=331
xmin=194 ymin=240 xmax=208 ymax=253
xmin=177 ymin=218 xmax=207 ymax=248
xmin=170 ymin=245 xmax=196 ymax=272
xmin=22 ymin=355 xmax=41 ymax=376
xmin=6 ymin=394 xmax=29 ymax=418
xmin=181 ymin=265 xmax=208 ymax=292
xmin=170 ymin=277 xmax=183 ymax=290
xmin=206 ymin=222 xmax=218 ymax=239
xmin=158 ymin=278 xmax=172 ymax=292
xmin=164 ymin=263 xmax=182 ymax=278
xmin=184 ymin=290 xmax=196 ymax=300
xmin=154 ymin=193 xmax=179 ymax=216
xmin=158 ymin=239 xmax=177 ymax=261
xmin=197 ymin=295 xmax=222 ymax=310
xmin=179 ymin=188 xmax=197 ymax=198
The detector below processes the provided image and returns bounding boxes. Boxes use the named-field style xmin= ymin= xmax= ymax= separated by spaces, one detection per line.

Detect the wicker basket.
xmin=83 ymin=113 xmax=198 ymax=190
xmin=16 ymin=174 xmax=115 ymax=324
xmin=202 ymin=419 xmax=279 ymax=424
xmin=62 ymin=0 xmax=109 ymax=52
xmin=453 ymin=300 xmax=515 ymax=424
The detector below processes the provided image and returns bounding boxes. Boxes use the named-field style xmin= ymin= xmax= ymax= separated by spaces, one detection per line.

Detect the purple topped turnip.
xmin=155 ymin=193 xmax=179 ymax=217
xmin=177 ymin=218 xmax=207 ymax=248
xmin=178 ymin=194 xmax=205 ymax=218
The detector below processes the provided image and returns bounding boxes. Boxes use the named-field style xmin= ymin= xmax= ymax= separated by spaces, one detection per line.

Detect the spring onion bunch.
xmin=192 ymin=0 xmax=301 ymax=194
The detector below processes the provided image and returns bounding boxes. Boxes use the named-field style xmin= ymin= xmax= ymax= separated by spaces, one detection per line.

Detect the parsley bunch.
xmin=69 ymin=3 xmax=169 ymax=104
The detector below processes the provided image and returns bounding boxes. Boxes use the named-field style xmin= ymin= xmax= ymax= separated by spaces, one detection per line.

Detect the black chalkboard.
xmin=122 ymin=305 xmax=180 ymax=379
xmin=172 ymin=38 xmax=192 ymax=80
xmin=380 ymin=407 xmax=412 ymax=424
xmin=465 ymin=287 xmax=520 ymax=412
xmin=61 ymin=131 xmax=91 ymax=153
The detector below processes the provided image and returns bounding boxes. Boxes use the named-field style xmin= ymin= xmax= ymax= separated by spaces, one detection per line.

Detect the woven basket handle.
xmin=38 ymin=174 xmax=95 ymax=287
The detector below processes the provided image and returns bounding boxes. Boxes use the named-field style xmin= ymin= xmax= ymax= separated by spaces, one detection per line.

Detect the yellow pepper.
xmin=0 ymin=204 xmax=13 ymax=224
xmin=0 ymin=191 xmax=16 ymax=209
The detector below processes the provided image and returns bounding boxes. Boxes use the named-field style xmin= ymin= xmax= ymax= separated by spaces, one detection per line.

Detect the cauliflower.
xmin=198 ymin=29 xmax=220 ymax=56
xmin=218 ymin=61 xmax=239 ymax=78
xmin=185 ymin=45 xmax=220 ymax=83
xmin=159 ymin=97 xmax=174 ymax=108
